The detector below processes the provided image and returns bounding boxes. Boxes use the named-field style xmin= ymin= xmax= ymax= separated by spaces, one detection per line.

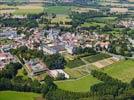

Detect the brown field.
xmin=92 ymin=57 xmax=119 ymax=69
xmin=0 ymin=4 xmax=43 ymax=14
xmin=110 ymin=7 xmax=128 ymax=13
xmin=72 ymin=7 xmax=99 ymax=13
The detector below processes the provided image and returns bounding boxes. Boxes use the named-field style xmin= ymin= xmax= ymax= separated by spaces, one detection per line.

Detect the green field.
xmin=0 ymin=91 xmax=41 ymax=100
xmin=55 ymin=75 xmax=100 ymax=92
xmin=45 ymin=6 xmax=73 ymax=14
xmin=64 ymin=65 xmax=91 ymax=79
xmin=103 ymin=60 xmax=134 ymax=83
xmin=83 ymin=53 xmax=111 ymax=63
xmin=51 ymin=15 xmax=72 ymax=24
xmin=81 ymin=22 xmax=106 ymax=28
xmin=66 ymin=58 xmax=85 ymax=68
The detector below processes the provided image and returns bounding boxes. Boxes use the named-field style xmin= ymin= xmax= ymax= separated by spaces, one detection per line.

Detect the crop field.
xmin=72 ymin=7 xmax=99 ymax=13
xmin=45 ymin=6 xmax=73 ymax=14
xmin=92 ymin=57 xmax=119 ymax=69
xmin=55 ymin=75 xmax=100 ymax=92
xmin=103 ymin=60 xmax=134 ymax=83
xmin=0 ymin=91 xmax=41 ymax=100
xmin=0 ymin=5 xmax=44 ymax=15
xmin=81 ymin=22 xmax=106 ymax=28
xmin=83 ymin=53 xmax=111 ymax=63
xmin=13 ymin=5 xmax=44 ymax=15
xmin=51 ymin=15 xmax=72 ymax=24
xmin=66 ymin=58 xmax=85 ymax=68
xmin=93 ymin=17 xmax=117 ymax=21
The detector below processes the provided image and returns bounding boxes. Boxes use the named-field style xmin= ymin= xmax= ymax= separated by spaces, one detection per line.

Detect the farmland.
xmin=55 ymin=75 xmax=100 ymax=92
xmin=81 ymin=22 xmax=106 ymax=28
xmin=103 ymin=60 xmax=134 ymax=83
xmin=0 ymin=91 xmax=41 ymax=100
xmin=51 ymin=15 xmax=72 ymax=26
xmin=0 ymin=5 xmax=44 ymax=15
xmin=83 ymin=53 xmax=111 ymax=63
xmin=44 ymin=6 xmax=73 ymax=15
xmin=66 ymin=58 xmax=85 ymax=68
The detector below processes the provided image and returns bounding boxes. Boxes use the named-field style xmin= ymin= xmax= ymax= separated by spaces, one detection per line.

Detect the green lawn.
xmin=103 ymin=60 xmax=134 ymax=83
xmin=84 ymin=53 xmax=111 ymax=63
xmin=66 ymin=58 xmax=85 ymax=68
xmin=0 ymin=91 xmax=41 ymax=100
xmin=45 ymin=6 xmax=73 ymax=14
xmin=55 ymin=75 xmax=100 ymax=92
xmin=17 ymin=67 xmax=29 ymax=80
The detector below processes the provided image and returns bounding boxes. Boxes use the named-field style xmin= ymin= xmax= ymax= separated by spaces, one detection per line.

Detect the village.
xmin=0 ymin=26 xmax=125 ymax=81
xmin=0 ymin=0 xmax=134 ymax=99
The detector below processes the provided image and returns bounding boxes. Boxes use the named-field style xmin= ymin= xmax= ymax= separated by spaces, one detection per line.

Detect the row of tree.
xmin=90 ymin=70 xmax=128 ymax=97
xmin=0 ymin=62 xmax=57 ymax=94
xmin=0 ymin=18 xmax=38 ymax=28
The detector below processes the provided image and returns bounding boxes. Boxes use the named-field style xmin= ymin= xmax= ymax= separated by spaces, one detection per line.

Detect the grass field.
xmin=17 ymin=67 xmax=29 ymax=80
xmin=84 ymin=53 xmax=111 ymax=63
xmin=64 ymin=67 xmax=84 ymax=78
xmin=103 ymin=60 xmax=134 ymax=83
xmin=64 ymin=65 xmax=91 ymax=79
xmin=0 ymin=91 xmax=41 ymax=100
xmin=55 ymin=75 xmax=100 ymax=92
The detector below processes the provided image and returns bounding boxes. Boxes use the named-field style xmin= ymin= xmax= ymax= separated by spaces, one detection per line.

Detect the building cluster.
xmin=0 ymin=27 xmax=111 ymax=80
xmin=118 ymin=20 xmax=134 ymax=28
xmin=0 ymin=50 xmax=16 ymax=70
xmin=0 ymin=27 xmax=17 ymax=39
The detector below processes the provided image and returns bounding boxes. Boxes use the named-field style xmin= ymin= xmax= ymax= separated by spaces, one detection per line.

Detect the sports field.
xmin=55 ymin=75 xmax=100 ymax=92
xmin=104 ymin=60 xmax=134 ymax=83
xmin=0 ymin=91 xmax=41 ymax=100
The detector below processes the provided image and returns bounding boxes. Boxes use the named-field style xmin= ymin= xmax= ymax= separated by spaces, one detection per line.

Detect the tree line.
xmin=0 ymin=62 xmax=57 ymax=94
